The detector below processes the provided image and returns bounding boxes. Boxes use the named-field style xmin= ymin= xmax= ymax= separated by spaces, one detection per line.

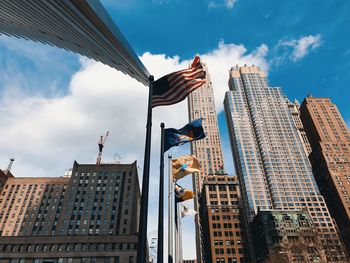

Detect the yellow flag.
xmin=172 ymin=154 xmax=201 ymax=181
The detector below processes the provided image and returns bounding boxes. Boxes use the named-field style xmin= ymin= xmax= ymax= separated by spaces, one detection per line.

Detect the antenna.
xmin=96 ymin=131 xmax=109 ymax=165
xmin=6 ymin=157 xmax=15 ymax=173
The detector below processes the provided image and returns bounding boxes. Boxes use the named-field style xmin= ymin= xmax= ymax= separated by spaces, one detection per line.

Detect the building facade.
xmin=0 ymin=168 xmax=13 ymax=193
xmin=287 ymin=99 xmax=312 ymax=156
xmin=200 ymin=175 xmax=246 ymax=263
xmin=300 ymin=97 xmax=350 ymax=250
xmin=251 ymin=210 xmax=327 ymax=263
xmin=188 ymin=62 xmax=225 ymax=191
xmin=0 ymin=161 xmax=140 ymax=263
xmin=224 ymin=65 xmax=347 ymax=262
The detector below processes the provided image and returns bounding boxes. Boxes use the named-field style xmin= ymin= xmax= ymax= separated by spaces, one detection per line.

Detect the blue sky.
xmin=103 ymin=0 xmax=350 ymax=119
xmin=0 ymin=0 xmax=349 ymax=260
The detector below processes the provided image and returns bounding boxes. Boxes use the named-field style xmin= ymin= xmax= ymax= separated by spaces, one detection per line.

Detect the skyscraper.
xmin=224 ymin=65 xmax=347 ymax=262
xmin=188 ymin=63 xmax=225 ymax=189
xmin=188 ymin=63 xmax=246 ymax=263
xmin=0 ymin=161 xmax=140 ymax=262
xmin=300 ymin=97 xmax=350 ymax=250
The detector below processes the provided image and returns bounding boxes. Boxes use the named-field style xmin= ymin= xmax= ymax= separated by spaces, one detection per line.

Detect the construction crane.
xmin=96 ymin=131 xmax=109 ymax=165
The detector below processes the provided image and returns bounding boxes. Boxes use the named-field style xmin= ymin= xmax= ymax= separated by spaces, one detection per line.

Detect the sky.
xmin=0 ymin=0 xmax=350 ymax=260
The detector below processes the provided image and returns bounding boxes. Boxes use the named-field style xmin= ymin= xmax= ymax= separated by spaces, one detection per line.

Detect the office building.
xmin=188 ymin=63 xmax=246 ymax=263
xmin=0 ymin=161 xmax=140 ymax=263
xmin=200 ymin=175 xmax=246 ymax=263
xmin=300 ymin=97 xmax=350 ymax=250
xmin=224 ymin=65 xmax=347 ymax=262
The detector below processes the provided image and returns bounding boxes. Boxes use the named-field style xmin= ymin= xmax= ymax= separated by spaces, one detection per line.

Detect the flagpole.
xmin=137 ymin=75 xmax=154 ymax=263
xmin=175 ymin=199 xmax=179 ymax=263
xmin=168 ymin=154 xmax=174 ymax=263
xmin=157 ymin=122 xmax=165 ymax=263
xmin=179 ymin=204 xmax=183 ymax=263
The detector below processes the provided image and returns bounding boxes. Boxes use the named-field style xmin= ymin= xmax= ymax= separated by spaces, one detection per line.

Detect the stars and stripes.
xmin=152 ymin=56 xmax=206 ymax=108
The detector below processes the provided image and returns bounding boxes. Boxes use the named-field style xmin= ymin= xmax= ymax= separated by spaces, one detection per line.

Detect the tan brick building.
xmin=300 ymin=96 xmax=350 ymax=251
xmin=200 ymin=175 xmax=246 ymax=263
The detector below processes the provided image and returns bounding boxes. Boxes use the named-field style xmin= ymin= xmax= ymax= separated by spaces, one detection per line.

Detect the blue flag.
xmin=164 ymin=118 xmax=206 ymax=152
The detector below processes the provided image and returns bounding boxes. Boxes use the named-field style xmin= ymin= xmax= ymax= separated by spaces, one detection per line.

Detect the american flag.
xmin=152 ymin=56 xmax=206 ymax=108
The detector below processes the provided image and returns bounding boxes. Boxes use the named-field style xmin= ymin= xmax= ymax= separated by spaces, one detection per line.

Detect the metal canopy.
xmin=0 ymin=0 xmax=150 ymax=86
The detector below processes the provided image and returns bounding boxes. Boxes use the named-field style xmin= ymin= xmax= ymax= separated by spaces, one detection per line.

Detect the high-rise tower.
xmin=188 ymin=63 xmax=225 ymax=188
xmin=188 ymin=63 xmax=246 ymax=263
xmin=300 ymin=97 xmax=350 ymax=251
xmin=224 ymin=65 xmax=347 ymax=262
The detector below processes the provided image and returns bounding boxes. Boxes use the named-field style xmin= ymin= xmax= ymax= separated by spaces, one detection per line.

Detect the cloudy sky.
xmin=0 ymin=0 xmax=349 ymax=260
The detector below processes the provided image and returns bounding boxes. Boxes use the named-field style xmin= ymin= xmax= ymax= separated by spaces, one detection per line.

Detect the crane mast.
xmin=96 ymin=131 xmax=109 ymax=165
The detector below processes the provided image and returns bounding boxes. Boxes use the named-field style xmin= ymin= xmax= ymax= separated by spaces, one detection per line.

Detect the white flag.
xmin=181 ymin=205 xmax=197 ymax=218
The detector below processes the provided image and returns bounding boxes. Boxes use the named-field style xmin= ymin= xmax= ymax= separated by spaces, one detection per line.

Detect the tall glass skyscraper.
xmin=224 ymin=65 xmax=347 ymax=262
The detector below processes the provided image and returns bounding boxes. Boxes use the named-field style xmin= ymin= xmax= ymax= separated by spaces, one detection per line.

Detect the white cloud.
xmin=152 ymin=0 xmax=170 ymax=5
xmin=0 ymin=40 xmax=269 ymax=259
xmin=208 ymin=0 xmax=237 ymax=10
xmin=208 ymin=1 xmax=219 ymax=9
xmin=280 ymin=34 xmax=322 ymax=61
xmin=225 ymin=0 xmax=237 ymax=9
xmin=200 ymin=40 xmax=269 ymax=111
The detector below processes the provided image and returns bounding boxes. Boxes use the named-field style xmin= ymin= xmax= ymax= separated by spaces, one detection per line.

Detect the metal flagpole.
xmin=137 ymin=75 xmax=154 ymax=263
xmin=168 ymin=155 xmax=174 ymax=263
xmin=175 ymin=199 xmax=178 ymax=263
xmin=157 ymin=123 xmax=165 ymax=263
xmin=179 ymin=205 xmax=183 ymax=263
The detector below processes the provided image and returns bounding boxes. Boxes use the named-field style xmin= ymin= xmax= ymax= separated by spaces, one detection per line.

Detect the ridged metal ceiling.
xmin=0 ymin=0 xmax=150 ymax=86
